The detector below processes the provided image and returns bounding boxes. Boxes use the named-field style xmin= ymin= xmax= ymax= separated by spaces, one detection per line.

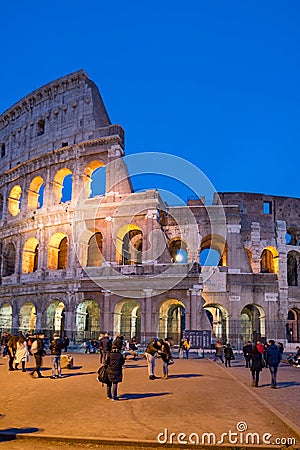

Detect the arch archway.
xmin=8 ymin=185 xmax=22 ymax=216
xmin=286 ymin=308 xmax=300 ymax=343
xmin=116 ymin=224 xmax=143 ymax=265
xmin=200 ymin=235 xmax=227 ymax=266
xmin=158 ymin=299 xmax=185 ymax=344
xmin=240 ymin=304 xmax=266 ymax=343
xmin=28 ymin=176 xmax=44 ymax=210
xmin=3 ymin=243 xmax=16 ymax=276
xmin=204 ymin=303 xmax=228 ymax=342
xmin=114 ymin=299 xmax=141 ymax=342
xmin=169 ymin=238 xmax=188 ymax=263
xmin=87 ymin=232 xmax=103 ymax=266
xmin=22 ymin=238 xmax=39 ymax=273
xmin=76 ymin=300 xmax=100 ymax=340
xmin=287 ymin=251 xmax=300 ymax=286
xmin=83 ymin=160 xmax=106 ymax=198
xmin=260 ymin=246 xmax=279 ymax=274
xmin=0 ymin=303 xmax=12 ymax=331
xmin=19 ymin=302 xmax=36 ymax=332
xmin=48 ymin=233 xmax=68 ymax=270
xmin=53 ymin=168 xmax=72 ymax=203
xmin=46 ymin=300 xmax=65 ymax=335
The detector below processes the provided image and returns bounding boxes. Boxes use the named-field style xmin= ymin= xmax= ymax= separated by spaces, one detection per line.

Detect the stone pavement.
xmin=0 ymin=353 xmax=299 ymax=449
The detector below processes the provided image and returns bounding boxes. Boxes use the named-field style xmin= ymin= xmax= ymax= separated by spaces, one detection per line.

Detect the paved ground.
xmin=0 ymin=353 xmax=299 ymax=449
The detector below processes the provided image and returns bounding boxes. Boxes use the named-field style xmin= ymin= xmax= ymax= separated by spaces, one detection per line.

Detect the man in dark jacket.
xmin=265 ymin=340 xmax=281 ymax=388
xmin=49 ymin=333 xmax=64 ymax=379
xmin=243 ymin=341 xmax=252 ymax=368
xmin=105 ymin=345 xmax=125 ymax=400
xmin=145 ymin=338 xmax=162 ymax=380
xmin=100 ymin=333 xmax=112 ymax=363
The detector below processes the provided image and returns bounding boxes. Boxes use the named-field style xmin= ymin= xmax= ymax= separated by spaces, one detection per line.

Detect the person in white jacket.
xmin=14 ymin=335 xmax=29 ymax=372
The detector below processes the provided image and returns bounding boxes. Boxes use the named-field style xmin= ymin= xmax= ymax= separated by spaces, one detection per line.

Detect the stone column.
xmin=143 ymin=288 xmax=153 ymax=342
xmin=250 ymin=222 xmax=261 ymax=273
xmin=102 ymin=290 xmax=113 ymax=334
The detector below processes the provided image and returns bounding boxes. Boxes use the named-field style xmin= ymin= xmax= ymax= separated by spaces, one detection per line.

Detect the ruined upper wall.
xmin=0 ymin=70 xmax=124 ymax=173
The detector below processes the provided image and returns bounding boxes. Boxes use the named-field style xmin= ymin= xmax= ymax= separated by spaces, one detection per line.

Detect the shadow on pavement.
xmin=119 ymin=392 xmax=171 ymax=400
xmin=168 ymin=373 xmax=203 ymax=379
xmin=0 ymin=427 xmax=39 ymax=442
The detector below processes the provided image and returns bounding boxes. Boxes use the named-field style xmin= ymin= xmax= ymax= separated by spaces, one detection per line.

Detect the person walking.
xmin=160 ymin=339 xmax=172 ymax=379
xmin=224 ymin=343 xmax=234 ymax=367
xmin=178 ymin=338 xmax=185 ymax=359
xmin=250 ymin=345 xmax=263 ymax=387
xmin=145 ymin=338 xmax=162 ymax=380
xmin=14 ymin=335 xmax=29 ymax=372
xmin=7 ymin=334 xmax=18 ymax=371
xmin=265 ymin=339 xmax=281 ymax=389
xmin=183 ymin=338 xmax=191 ymax=359
xmin=63 ymin=335 xmax=69 ymax=352
xmin=49 ymin=333 xmax=64 ymax=379
xmin=243 ymin=341 xmax=252 ymax=368
xmin=105 ymin=344 xmax=125 ymax=400
xmin=214 ymin=340 xmax=224 ymax=364
xmin=30 ymin=333 xmax=45 ymax=378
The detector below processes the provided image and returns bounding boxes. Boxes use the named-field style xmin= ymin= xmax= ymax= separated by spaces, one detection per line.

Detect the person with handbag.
xmin=105 ymin=344 xmax=125 ymax=401
xmin=250 ymin=345 xmax=264 ymax=387
xmin=159 ymin=339 xmax=172 ymax=379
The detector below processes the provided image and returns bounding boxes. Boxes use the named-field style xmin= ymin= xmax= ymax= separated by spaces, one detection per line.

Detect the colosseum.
xmin=0 ymin=69 xmax=299 ymax=347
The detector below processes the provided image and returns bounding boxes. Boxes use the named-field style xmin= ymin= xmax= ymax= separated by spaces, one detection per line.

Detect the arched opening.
xmin=116 ymin=224 xmax=143 ymax=265
xmin=200 ymin=234 xmax=227 ymax=266
xmin=76 ymin=300 xmax=100 ymax=340
xmin=84 ymin=160 xmax=106 ymax=198
xmin=204 ymin=303 xmax=228 ymax=342
xmin=245 ymin=247 xmax=253 ymax=268
xmin=8 ymin=185 xmax=22 ymax=216
xmin=87 ymin=232 xmax=103 ymax=266
xmin=28 ymin=176 xmax=44 ymax=210
xmin=46 ymin=300 xmax=65 ymax=335
xmin=3 ymin=243 xmax=16 ymax=276
xmin=0 ymin=194 xmax=3 ymax=220
xmin=169 ymin=238 xmax=188 ymax=263
xmin=287 ymin=251 xmax=299 ymax=286
xmin=286 ymin=308 xmax=300 ymax=343
xmin=0 ymin=303 xmax=12 ymax=331
xmin=114 ymin=299 xmax=141 ymax=342
xmin=260 ymin=246 xmax=279 ymax=274
xmin=48 ymin=233 xmax=68 ymax=270
xmin=286 ymin=227 xmax=300 ymax=246
xmin=158 ymin=299 xmax=185 ymax=344
xmin=22 ymin=238 xmax=39 ymax=273
xmin=19 ymin=302 xmax=36 ymax=332
xmin=240 ymin=304 xmax=266 ymax=344
xmin=53 ymin=168 xmax=72 ymax=203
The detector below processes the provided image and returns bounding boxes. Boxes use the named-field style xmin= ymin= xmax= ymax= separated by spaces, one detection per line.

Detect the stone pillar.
xmin=250 ymin=222 xmax=261 ymax=273
xmin=143 ymin=288 xmax=153 ymax=342
xmin=102 ymin=290 xmax=113 ymax=333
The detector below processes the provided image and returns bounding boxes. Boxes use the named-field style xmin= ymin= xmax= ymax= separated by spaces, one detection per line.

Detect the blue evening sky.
xmin=1 ymin=1 xmax=299 ymax=202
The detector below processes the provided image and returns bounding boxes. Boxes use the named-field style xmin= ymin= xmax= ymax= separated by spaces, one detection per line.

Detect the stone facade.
xmin=0 ymin=70 xmax=299 ymax=346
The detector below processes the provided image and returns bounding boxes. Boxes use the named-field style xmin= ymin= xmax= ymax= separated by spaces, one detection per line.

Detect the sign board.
xmin=182 ymin=330 xmax=211 ymax=349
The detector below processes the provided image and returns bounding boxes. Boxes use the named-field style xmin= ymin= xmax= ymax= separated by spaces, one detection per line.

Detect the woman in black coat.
xmin=250 ymin=345 xmax=263 ymax=387
xmin=105 ymin=345 xmax=125 ymax=401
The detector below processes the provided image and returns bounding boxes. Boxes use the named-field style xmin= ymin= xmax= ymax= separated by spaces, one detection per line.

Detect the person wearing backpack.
xmin=105 ymin=344 xmax=125 ymax=401
xmin=30 ymin=334 xmax=45 ymax=378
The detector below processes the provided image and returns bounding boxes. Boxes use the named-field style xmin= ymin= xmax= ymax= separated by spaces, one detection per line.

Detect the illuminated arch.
xmin=53 ymin=168 xmax=72 ymax=203
xmin=87 ymin=232 xmax=103 ymax=267
xmin=260 ymin=246 xmax=279 ymax=274
xmin=116 ymin=224 xmax=143 ymax=265
xmin=19 ymin=302 xmax=36 ymax=331
xmin=204 ymin=303 xmax=229 ymax=342
xmin=287 ymin=251 xmax=300 ymax=286
xmin=28 ymin=176 xmax=44 ymax=210
xmin=168 ymin=238 xmax=188 ymax=263
xmin=76 ymin=300 xmax=100 ymax=339
xmin=241 ymin=304 xmax=266 ymax=343
xmin=158 ymin=298 xmax=185 ymax=344
xmin=83 ymin=160 xmax=105 ymax=198
xmin=0 ymin=302 xmax=12 ymax=330
xmin=22 ymin=238 xmax=39 ymax=273
xmin=245 ymin=246 xmax=253 ymax=268
xmin=46 ymin=300 xmax=65 ymax=334
xmin=114 ymin=299 xmax=141 ymax=341
xmin=200 ymin=234 xmax=227 ymax=266
xmin=48 ymin=233 xmax=68 ymax=270
xmin=8 ymin=185 xmax=22 ymax=216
